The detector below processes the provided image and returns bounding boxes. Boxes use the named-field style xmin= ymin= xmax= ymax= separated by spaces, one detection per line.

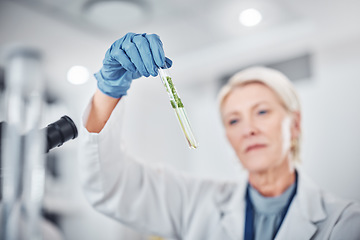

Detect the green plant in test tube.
xmin=158 ymin=68 xmax=198 ymax=149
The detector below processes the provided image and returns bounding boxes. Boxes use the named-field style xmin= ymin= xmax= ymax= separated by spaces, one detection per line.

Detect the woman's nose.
xmin=241 ymin=118 xmax=258 ymax=137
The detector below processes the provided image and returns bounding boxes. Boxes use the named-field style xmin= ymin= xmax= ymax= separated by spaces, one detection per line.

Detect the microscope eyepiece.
xmin=45 ymin=116 xmax=78 ymax=152
xmin=0 ymin=115 xmax=78 ymax=154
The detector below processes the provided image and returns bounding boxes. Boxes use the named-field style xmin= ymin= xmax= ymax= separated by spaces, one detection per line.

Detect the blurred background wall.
xmin=1 ymin=0 xmax=360 ymax=239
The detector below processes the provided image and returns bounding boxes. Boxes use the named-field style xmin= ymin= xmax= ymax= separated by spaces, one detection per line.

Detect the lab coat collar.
xmin=275 ymin=168 xmax=327 ymax=240
xmin=217 ymin=169 xmax=327 ymax=240
xmin=217 ymin=172 xmax=248 ymax=240
xmin=296 ymin=168 xmax=327 ymax=222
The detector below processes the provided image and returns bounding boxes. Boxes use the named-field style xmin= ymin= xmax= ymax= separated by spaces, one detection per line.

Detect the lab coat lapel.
xmin=218 ymin=175 xmax=248 ymax=240
xmin=275 ymin=170 xmax=326 ymax=240
xmin=275 ymin=200 xmax=318 ymax=240
xmin=220 ymin=206 xmax=245 ymax=240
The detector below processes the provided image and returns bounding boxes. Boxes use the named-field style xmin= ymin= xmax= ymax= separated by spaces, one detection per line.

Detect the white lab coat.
xmin=79 ymin=99 xmax=360 ymax=240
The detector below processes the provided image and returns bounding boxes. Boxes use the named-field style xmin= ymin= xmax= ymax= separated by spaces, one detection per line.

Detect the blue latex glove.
xmin=95 ymin=32 xmax=172 ymax=98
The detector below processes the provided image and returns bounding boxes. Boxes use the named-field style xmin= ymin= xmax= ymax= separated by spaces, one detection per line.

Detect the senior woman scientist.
xmin=79 ymin=32 xmax=360 ymax=240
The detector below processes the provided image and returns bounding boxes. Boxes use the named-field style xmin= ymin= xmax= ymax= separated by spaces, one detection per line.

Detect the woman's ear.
xmin=291 ymin=111 xmax=301 ymax=139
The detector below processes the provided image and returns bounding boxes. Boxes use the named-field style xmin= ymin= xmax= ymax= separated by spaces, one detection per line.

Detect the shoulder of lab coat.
xmin=78 ymin=97 xmax=248 ymax=239
xmin=276 ymin=168 xmax=360 ymax=240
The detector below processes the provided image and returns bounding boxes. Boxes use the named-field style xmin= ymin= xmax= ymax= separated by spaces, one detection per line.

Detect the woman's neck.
xmin=248 ymin=161 xmax=295 ymax=197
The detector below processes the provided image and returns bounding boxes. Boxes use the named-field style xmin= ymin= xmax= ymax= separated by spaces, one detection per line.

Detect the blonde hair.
xmin=218 ymin=66 xmax=301 ymax=163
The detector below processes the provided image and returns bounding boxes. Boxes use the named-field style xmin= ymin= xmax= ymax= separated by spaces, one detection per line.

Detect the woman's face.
xmin=221 ymin=82 xmax=299 ymax=173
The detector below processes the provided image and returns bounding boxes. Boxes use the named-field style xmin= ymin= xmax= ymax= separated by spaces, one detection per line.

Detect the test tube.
xmin=158 ymin=66 xmax=198 ymax=149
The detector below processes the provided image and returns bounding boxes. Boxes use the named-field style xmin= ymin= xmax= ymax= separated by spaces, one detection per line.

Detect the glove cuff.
xmin=94 ymin=71 xmax=127 ymax=99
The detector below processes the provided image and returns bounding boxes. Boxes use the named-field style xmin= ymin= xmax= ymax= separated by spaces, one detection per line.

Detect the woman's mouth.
xmin=245 ymin=144 xmax=267 ymax=153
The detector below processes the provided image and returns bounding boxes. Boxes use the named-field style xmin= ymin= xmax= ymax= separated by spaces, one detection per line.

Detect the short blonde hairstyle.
xmin=218 ymin=66 xmax=302 ymax=163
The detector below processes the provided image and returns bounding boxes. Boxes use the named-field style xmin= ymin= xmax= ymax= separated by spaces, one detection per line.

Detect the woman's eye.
xmin=258 ymin=110 xmax=268 ymax=115
xmin=229 ymin=119 xmax=238 ymax=125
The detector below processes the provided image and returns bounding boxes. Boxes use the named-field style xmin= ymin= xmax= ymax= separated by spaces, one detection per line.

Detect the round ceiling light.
xmin=239 ymin=8 xmax=262 ymax=27
xmin=83 ymin=0 xmax=145 ymax=30
xmin=67 ymin=65 xmax=89 ymax=85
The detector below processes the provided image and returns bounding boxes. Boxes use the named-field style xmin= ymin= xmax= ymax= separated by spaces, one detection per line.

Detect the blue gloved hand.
xmin=94 ymin=32 xmax=172 ymax=98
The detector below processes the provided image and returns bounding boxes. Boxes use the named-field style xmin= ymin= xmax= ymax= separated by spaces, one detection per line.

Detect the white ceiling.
xmin=1 ymin=0 xmax=360 ymax=112
xmin=7 ymin=0 xmax=360 ymax=56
